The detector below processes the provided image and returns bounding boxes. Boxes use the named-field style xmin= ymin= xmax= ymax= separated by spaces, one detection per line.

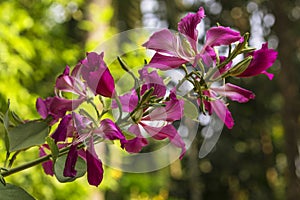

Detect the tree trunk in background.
xmin=112 ymin=0 xmax=142 ymax=31
xmin=163 ymin=3 xmax=203 ymax=199
xmin=272 ymin=1 xmax=300 ymax=199
xmin=165 ymin=0 xmax=181 ymax=30
xmin=86 ymin=0 xmax=112 ymax=50
xmin=85 ymin=0 xmax=113 ymax=199
xmin=188 ymin=136 xmax=203 ymax=200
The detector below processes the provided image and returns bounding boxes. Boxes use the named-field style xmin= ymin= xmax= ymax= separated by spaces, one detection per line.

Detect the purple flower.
xmin=178 ymin=7 xmax=205 ymax=51
xmin=93 ymin=118 xmax=127 ymax=146
xmin=204 ymin=26 xmax=243 ymax=48
xmin=113 ymin=70 xmax=186 ymax=158
xmin=39 ymin=144 xmax=54 ymax=176
xmin=143 ymin=7 xmax=242 ymax=70
xmin=36 ymin=65 xmax=88 ymax=124
xmin=75 ymin=118 xmax=124 ymax=186
xmin=86 ymin=138 xmax=103 ymax=186
xmin=40 ymin=112 xmax=126 ymax=187
xmin=64 ymin=144 xmax=79 ymax=177
xmin=202 ymin=90 xmax=235 ymax=129
xmin=62 ymin=141 xmax=103 ymax=186
xmin=78 ymin=52 xmax=115 ymax=97
xmin=55 ymin=66 xmax=87 ymax=97
xmin=36 ymin=96 xmax=84 ymax=125
xmin=201 ymin=83 xmax=255 ymax=129
xmin=237 ymin=43 xmax=277 ymax=80
xmin=137 ymin=90 xmax=185 ymax=158
xmin=122 ymin=124 xmax=149 ymax=153
xmin=51 ymin=114 xmax=73 ymax=143
xmin=112 ymin=68 xmax=167 ymax=113
xmin=211 ymin=83 xmax=255 ymax=103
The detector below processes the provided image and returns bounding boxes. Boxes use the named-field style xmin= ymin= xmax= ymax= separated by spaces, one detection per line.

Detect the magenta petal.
xmin=49 ymin=97 xmax=84 ymax=119
xmin=55 ymin=67 xmax=86 ymax=96
xmin=37 ymin=96 xmax=84 ymax=124
xmin=56 ymin=66 xmax=76 ymax=93
xmin=87 ymin=52 xmax=103 ymax=67
xmin=208 ymin=92 xmax=234 ymax=129
xmin=237 ymin=43 xmax=277 ymax=79
xmin=39 ymin=145 xmax=54 ymax=176
xmin=63 ymin=144 xmax=78 ymax=177
xmin=36 ymin=98 xmax=48 ymax=119
xmin=212 ymin=56 xmax=233 ymax=78
xmin=112 ymin=91 xmax=139 ymax=113
xmin=62 ymin=65 xmax=70 ymax=75
xmin=86 ymin=139 xmax=103 ymax=187
xmin=148 ymin=53 xmax=188 ymax=70
xmin=81 ymin=52 xmax=115 ymax=97
xmin=212 ymin=83 xmax=255 ymax=103
xmin=72 ymin=113 xmax=92 ymax=135
xmin=198 ymin=46 xmax=217 ymax=66
xmin=205 ymin=26 xmax=242 ymax=47
xmin=98 ymin=119 xmax=125 ymax=141
xmin=123 ymin=124 xmax=148 ymax=153
xmin=95 ymin=68 xmax=115 ymax=97
xmin=51 ymin=114 xmax=72 ymax=143
xmin=178 ymin=7 xmax=205 ymax=50
xmin=262 ymin=71 xmax=274 ymax=80
xmin=56 ymin=74 xmax=75 ymax=93
xmin=143 ymin=91 xmax=184 ymax=122
xmin=87 ymin=66 xmax=115 ymax=98
xmin=123 ymin=137 xmax=148 ymax=153
xmin=142 ymin=124 xmax=186 ymax=159
xmin=139 ymin=69 xmax=166 ymax=97
xmin=166 ymin=90 xmax=184 ymax=120
xmin=143 ymin=29 xmax=178 ymax=56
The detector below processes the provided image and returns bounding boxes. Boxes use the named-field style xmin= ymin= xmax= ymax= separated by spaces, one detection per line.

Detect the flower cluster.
xmin=34 ymin=6 xmax=277 ymax=187
xmin=37 ymin=52 xmax=121 ymax=186
xmin=143 ymin=7 xmax=277 ymax=128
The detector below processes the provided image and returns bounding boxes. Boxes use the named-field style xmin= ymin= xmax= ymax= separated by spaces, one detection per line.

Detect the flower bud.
xmin=227 ymin=56 xmax=253 ymax=77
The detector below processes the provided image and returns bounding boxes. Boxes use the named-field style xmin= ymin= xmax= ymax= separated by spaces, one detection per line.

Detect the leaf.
xmin=0 ymin=174 xmax=6 ymax=186
xmin=0 ymin=183 xmax=35 ymax=200
xmin=10 ymin=111 xmax=24 ymax=124
xmin=3 ymin=101 xmax=11 ymax=154
xmin=54 ymin=154 xmax=86 ymax=183
xmin=182 ymin=97 xmax=199 ymax=121
xmin=46 ymin=137 xmax=59 ymax=162
xmin=8 ymin=121 xmax=49 ymax=152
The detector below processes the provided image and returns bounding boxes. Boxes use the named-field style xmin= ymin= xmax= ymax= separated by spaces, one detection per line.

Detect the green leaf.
xmin=0 ymin=174 xmax=6 ymax=186
xmin=3 ymin=101 xmax=11 ymax=154
xmin=46 ymin=137 xmax=59 ymax=162
xmin=8 ymin=121 xmax=49 ymax=152
xmin=10 ymin=111 xmax=24 ymax=124
xmin=54 ymin=154 xmax=87 ymax=183
xmin=182 ymin=97 xmax=199 ymax=122
xmin=0 ymin=183 xmax=35 ymax=200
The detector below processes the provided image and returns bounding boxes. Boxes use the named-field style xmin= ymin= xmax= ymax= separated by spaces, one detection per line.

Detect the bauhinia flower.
xmin=36 ymin=96 xmax=84 ymax=125
xmin=200 ymin=83 xmax=255 ymax=129
xmin=36 ymin=66 xmax=87 ymax=124
xmin=237 ymin=43 xmax=278 ymax=80
xmin=76 ymin=52 xmax=115 ymax=98
xmin=113 ymin=69 xmax=186 ymax=158
xmin=40 ymin=113 xmax=127 ymax=187
xmin=143 ymin=7 xmax=242 ymax=69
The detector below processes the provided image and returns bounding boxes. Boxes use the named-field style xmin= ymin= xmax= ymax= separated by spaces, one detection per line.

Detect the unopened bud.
xmin=130 ymin=108 xmax=144 ymax=124
xmin=227 ymin=56 xmax=253 ymax=77
xmin=140 ymin=87 xmax=154 ymax=105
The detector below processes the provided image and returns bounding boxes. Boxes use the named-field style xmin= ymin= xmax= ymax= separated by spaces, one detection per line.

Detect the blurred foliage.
xmin=0 ymin=0 xmax=92 ymax=199
xmin=0 ymin=0 xmax=86 ymax=117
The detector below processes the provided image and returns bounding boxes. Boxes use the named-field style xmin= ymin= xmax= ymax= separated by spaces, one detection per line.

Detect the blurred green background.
xmin=0 ymin=0 xmax=299 ymax=199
